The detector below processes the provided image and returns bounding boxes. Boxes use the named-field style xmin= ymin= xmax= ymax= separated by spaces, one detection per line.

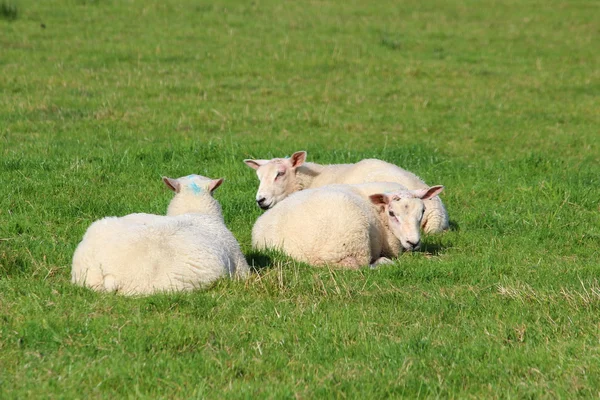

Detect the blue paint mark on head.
xmin=189 ymin=182 xmax=203 ymax=195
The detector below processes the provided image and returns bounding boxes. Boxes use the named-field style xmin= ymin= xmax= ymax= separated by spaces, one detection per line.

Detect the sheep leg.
xmin=370 ymin=257 xmax=393 ymax=269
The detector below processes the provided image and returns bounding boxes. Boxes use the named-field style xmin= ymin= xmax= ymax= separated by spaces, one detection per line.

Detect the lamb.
xmin=252 ymin=182 xmax=444 ymax=269
xmin=244 ymin=151 xmax=449 ymax=234
xmin=71 ymin=174 xmax=250 ymax=295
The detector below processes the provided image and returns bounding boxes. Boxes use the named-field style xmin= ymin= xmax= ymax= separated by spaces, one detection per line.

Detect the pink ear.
xmin=243 ymin=159 xmax=269 ymax=170
xmin=289 ymin=151 xmax=307 ymax=168
xmin=162 ymin=177 xmax=181 ymax=193
xmin=369 ymin=193 xmax=390 ymax=206
xmin=209 ymin=178 xmax=224 ymax=193
xmin=413 ymin=185 xmax=444 ymax=200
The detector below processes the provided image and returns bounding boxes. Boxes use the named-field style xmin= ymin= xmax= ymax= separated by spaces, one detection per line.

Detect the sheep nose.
xmin=257 ymin=197 xmax=267 ymax=206
xmin=407 ymin=239 xmax=421 ymax=250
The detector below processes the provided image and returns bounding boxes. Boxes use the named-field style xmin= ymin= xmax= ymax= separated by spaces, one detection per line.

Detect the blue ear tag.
xmin=189 ymin=182 xmax=203 ymax=195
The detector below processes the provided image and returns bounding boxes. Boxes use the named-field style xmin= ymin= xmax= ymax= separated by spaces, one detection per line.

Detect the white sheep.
xmin=252 ymin=182 xmax=444 ymax=269
xmin=71 ymin=174 xmax=250 ymax=295
xmin=244 ymin=151 xmax=449 ymax=234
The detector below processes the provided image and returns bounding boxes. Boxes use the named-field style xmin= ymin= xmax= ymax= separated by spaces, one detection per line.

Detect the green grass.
xmin=1 ymin=0 xmax=599 ymax=397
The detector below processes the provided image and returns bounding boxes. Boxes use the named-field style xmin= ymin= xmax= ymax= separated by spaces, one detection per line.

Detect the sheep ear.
xmin=369 ymin=193 xmax=390 ymax=206
xmin=208 ymin=178 xmax=224 ymax=193
xmin=243 ymin=159 xmax=268 ymax=170
xmin=414 ymin=185 xmax=444 ymax=200
xmin=163 ymin=177 xmax=181 ymax=193
xmin=289 ymin=151 xmax=306 ymax=168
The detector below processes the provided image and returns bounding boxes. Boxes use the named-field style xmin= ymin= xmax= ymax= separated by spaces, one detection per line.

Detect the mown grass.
xmin=1 ymin=0 xmax=599 ymax=398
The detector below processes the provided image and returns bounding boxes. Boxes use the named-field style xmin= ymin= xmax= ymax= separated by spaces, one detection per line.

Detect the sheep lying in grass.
xmin=71 ymin=175 xmax=250 ymax=295
xmin=252 ymin=182 xmax=444 ymax=269
xmin=244 ymin=151 xmax=449 ymax=233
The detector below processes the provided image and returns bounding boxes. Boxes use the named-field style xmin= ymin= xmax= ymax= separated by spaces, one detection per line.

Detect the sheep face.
xmin=244 ymin=151 xmax=306 ymax=210
xmin=163 ymin=174 xmax=223 ymax=195
xmin=370 ymin=185 xmax=444 ymax=252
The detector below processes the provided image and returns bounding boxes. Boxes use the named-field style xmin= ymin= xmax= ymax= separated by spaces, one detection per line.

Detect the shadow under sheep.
xmin=243 ymin=221 xmax=456 ymax=271
xmin=245 ymin=251 xmax=273 ymax=273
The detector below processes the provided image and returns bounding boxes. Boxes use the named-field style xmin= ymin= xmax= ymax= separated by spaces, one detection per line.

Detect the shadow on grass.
xmin=245 ymin=251 xmax=273 ymax=273
xmin=449 ymin=220 xmax=460 ymax=231
xmin=0 ymin=1 xmax=18 ymax=21
xmin=420 ymin=225 xmax=455 ymax=255
xmin=419 ymin=241 xmax=450 ymax=256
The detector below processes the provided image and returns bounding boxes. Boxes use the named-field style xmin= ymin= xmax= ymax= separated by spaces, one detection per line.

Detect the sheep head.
xmin=163 ymin=174 xmax=223 ymax=196
xmin=162 ymin=174 xmax=224 ymax=217
xmin=243 ymin=151 xmax=306 ymax=210
xmin=369 ymin=185 xmax=444 ymax=251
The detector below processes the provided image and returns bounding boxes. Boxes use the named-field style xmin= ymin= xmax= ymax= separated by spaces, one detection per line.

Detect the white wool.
xmin=251 ymin=182 xmax=436 ymax=269
xmin=244 ymin=152 xmax=449 ymax=233
xmin=71 ymin=175 xmax=249 ymax=295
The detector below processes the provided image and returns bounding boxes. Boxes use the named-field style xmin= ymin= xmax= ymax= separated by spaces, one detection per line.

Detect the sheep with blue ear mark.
xmin=244 ymin=151 xmax=449 ymax=233
xmin=71 ymin=174 xmax=250 ymax=295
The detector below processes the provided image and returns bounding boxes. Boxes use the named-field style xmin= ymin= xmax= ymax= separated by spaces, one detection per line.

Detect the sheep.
xmin=251 ymin=182 xmax=444 ymax=269
xmin=71 ymin=174 xmax=250 ymax=295
xmin=244 ymin=151 xmax=449 ymax=234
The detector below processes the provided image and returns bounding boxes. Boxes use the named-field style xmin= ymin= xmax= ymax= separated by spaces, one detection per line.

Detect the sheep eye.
xmin=276 ymin=171 xmax=285 ymax=178
xmin=388 ymin=210 xmax=395 ymax=217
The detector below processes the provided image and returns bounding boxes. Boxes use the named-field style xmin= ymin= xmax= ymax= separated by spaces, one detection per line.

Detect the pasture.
xmin=1 ymin=0 xmax=599 ymax=397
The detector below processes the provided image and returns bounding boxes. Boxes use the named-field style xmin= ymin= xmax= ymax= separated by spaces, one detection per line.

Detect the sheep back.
xmin=72 ymin=213 xmax=248 ymax=295
xmin=252 ymin=187 xmax=383 ymax=269
xmin=317 ymin=160 xmax=449 ymax=233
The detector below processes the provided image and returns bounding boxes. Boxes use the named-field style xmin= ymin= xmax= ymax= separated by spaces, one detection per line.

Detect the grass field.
xmin=1 ymin=0 xmax=599 ymax=397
